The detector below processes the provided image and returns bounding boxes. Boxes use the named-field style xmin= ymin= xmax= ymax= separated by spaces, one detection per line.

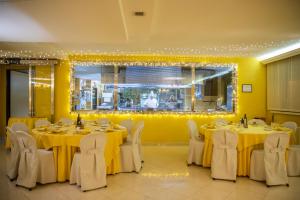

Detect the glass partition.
xmin=194 ymin=66 xmax=234 ymax=112
xmin=117 ymin=66 xmax=192 ymax=111
xmin=71 ymin=63 xmax=237 ymax=114
xmin=72 ymin=65 xmax=115 ymax=111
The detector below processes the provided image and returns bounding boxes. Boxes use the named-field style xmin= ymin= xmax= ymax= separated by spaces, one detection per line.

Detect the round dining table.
xmin=31 ymin=123 xmax=127 ymax=182
xmin=199 ymin=124 xmax=295 ymax=176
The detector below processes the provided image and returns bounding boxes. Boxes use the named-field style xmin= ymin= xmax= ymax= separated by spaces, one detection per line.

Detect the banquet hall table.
xmin=31 ymin=124 xmax=127 ymax=182
xmin=5 ymin=117 xmax=47 ymax=148
xmin=199 ymin=124 xmax=294 ymax=176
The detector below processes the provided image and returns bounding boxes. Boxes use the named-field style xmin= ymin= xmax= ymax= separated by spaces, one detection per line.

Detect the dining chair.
xmin=16 ymin=131 xmax=56 ymax=190
xmin=6 ymin=127 xmax=21 ymax=181
xmin=250 ymin=132 xmax=289 ymax=187
xmin=70 ymin=133 xmax=107 ymax=191
xmin=35 ymin=119 xmax=51 ymax=128
xmin=120 ymin=121 xmax=144 ymax=172
xmin=97 ymin=118 xmax=110 ymax=125
xmin=11 ymin=122 xmax=29 ymax=133
xmin=211 ymin=129 xmax=238 ymax=182
xmin=214 ymin=118 xmax=229 ymax=126
xmin=248 ymin=119 xmax=266 ymax=126
xmin=120 ymin=119 xmax=133 ymax=141
xmin=287 ymin=145 xmax=300 ymax=176
xmin=58 ymin=118 xmax=73 ymax=126
xmin=187 ymin=120 xmax=204 ymax=166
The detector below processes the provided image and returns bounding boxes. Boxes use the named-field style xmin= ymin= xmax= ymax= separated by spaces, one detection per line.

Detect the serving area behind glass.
xmin=71 ymin=62 xmax=237 ymax=114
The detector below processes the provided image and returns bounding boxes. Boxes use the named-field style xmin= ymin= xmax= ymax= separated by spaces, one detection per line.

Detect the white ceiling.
xmin=0 ymin=0 xmax=300 ymax=58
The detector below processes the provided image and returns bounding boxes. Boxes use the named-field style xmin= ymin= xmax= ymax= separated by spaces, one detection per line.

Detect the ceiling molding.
xmin=260 ymin=48 xmax=300 ymax=64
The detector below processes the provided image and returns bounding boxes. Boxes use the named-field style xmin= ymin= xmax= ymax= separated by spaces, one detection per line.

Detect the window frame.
xmin=70 ymin=61 xmax=238 ymax=115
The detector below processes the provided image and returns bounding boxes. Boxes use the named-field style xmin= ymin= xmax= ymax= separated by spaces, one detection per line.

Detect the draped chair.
xmin=214 ymin=118 xmax=229 ymax=126
xmin=250 ymin=132 xmax=289 ymax=187
xmin=248 ymin=119 xmax=266 ymax=126
xmin=281 ymin=121 xmax=300 ymax=176
xmin=211 ymin=129 xmax=238 ymax=182
xmin=120 ymin=119 xmax=133 ymax=141
xmin=35 ymin=119 xmax=51 ymax=128
xmin=11 ymin=122 xmax=29 ymax=133
xmin=6 ymin=127 xmax=20 ymax=181
xmin=58 ymin=118 xmax=73 ymax=126
xmin=120 ymin=121 xmax=144 ymax=172
xmin=16 ymin=131 xmax=56 ymax=190
xmin=97 ymin=118 xmax=110 ymax=126
xmin=70 ymin=133 xmax=107 ymax=191
xmin=187 ymin=120 xmax=204 ymax=166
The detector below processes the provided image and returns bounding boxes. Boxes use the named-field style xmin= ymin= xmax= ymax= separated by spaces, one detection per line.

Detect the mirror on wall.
xmin=71 ymin=63 xmax=236 ymax=113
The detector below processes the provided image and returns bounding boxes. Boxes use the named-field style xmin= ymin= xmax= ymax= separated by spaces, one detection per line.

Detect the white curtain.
xmin=267 ymin=54 xmax=300 ymax=113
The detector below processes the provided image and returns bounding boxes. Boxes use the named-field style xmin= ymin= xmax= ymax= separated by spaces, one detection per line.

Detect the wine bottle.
xmin=76 ymin=114 xmax=81 ymax=127
xmin=244 ymin=114 xmax=248 ymax=128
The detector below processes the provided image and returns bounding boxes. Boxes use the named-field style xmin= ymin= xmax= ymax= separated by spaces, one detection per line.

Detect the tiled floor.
xmin=0 ymin=145 xmax=299 ymax=200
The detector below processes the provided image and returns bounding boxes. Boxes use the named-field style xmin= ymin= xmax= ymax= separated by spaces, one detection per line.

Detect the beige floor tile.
xmin=0 ymin=145 xmax=299 ymax=200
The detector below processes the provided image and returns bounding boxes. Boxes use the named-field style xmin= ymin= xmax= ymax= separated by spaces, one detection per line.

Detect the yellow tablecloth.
xmin=31 ymin=125 xmax=127 ymax=182
xmin=5 ymin=117 xmax=47 ymax=148
xmin=199 ymin=125 xmax=294 ymax=176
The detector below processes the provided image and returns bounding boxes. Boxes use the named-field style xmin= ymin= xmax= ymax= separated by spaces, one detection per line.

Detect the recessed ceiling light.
xmin=257 ymin=41 xmax=300 ymax=61
xmin=134 ymin=11 xmax=145 ymax=16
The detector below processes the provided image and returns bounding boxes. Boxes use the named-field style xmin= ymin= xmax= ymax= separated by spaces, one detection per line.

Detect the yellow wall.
xmin=54 ymin=55 xmax=266 ymax=144
xmin=34 ymin=65 xmax=52 ymax=120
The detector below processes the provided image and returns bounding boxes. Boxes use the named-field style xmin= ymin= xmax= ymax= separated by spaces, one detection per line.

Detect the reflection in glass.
xmin=70 ymin=63 xmax=236 ymax=113
xmin=194 ymin=66 xmax=234 ymax=112
xmin=72 ymin=65 xmax=114 ymax=111
xmin=117 ymin=66 xmax=192 ymax=111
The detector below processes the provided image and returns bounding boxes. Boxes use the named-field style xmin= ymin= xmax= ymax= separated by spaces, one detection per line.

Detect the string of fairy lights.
xmin=68 ymin=59 xmax=238 ymax=116
xmin=0 ymin=39 xmax=299 ymax=60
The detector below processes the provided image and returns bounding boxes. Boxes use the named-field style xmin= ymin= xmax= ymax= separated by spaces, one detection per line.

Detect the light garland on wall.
xmin=0 ymin=39 xmax=298 ymax=59
xmin=68 ymin=55 xmax=238 ymax=116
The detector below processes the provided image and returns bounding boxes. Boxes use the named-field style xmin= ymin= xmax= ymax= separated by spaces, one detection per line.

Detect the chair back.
xmin=59 ymin=118 xmax=73 ymax=126
xmin=212 ymin=129 xmax=238 ymax=149
xmin=214 ymin=118 xmax=228 ymax=126
xmin=80 ymin=133 xmax=106 ymax=154
xmin=97 ymin=118 xmax=110 ymax=125
xmin=187 ymin=120 xmax=199 ymax=140
xmin=79 ymin=132 xmax=107 ymax=190
xmin=132 ymin=121 xmax=144 ymax=145
xmin=35 ymin=119 xmax=51 ymax=128
xmin=15 ymin=131 xmax=38 ymax=189
xmin=11 ymin=122 xmax=29 ymax=133
xmin=6 ymin=127 xmax=21 ymax=179
xmin=120 ymin=119 xmax=133 ymax=135
xmin=281 ymin=121 xmax=297 ymax=133
xmin=211 ymin=129 xmax=238 ymax=180
xmin=264 ymin=132 xmax=289 ymax=185
xmin=248 ymin=119 xmax=266 ymax=126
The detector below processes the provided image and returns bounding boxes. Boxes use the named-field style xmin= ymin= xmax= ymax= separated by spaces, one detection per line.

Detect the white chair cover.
xmin=6 ymin=127 xmax=20 ymax=180
xmin=15 ymin=131 xmax=56 ymax=189
xmin=15 ymin=131 xmax=39 ymax=189
xmin=282 ymin=121 xmax=298 ymax=143
xmin=97 ymin=118 xmax=110 ymax=125
xmin=120 ymin=121 xmax=144 ymax=172
xmin=58 ymin=118 xmax=73 ymax=126
xmin=264 ymin=132 xmax=289 ymax=186
xmin=287 ymin=145 xmax=300 ymax=176
xmin=187 ymin=120 xmax=204 ymax=165
xmin=70 ymin=133 xmax=107 ymax=191
xmin=250 ymin=149 xmax=266 ymax=181
xmin=11 ymin=122 xmax=29 ymax=133
xmin=282 ymin=121 xmax=297 ymax=133
xmin=211 ymin=129 xmax=238 ymax=181
xmin=214 ymin=118 xmax=229 ymax=126
xmin=248 ymin=119 xmax=266 ymax=126
xmin=35 ymin=119 xmax=51 ymax=128
xmin=120 ymin=119 xmax=133 ymax=140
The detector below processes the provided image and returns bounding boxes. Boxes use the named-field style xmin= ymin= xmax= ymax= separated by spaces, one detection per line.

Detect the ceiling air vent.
xmin=134 ymin=11 xmax=145 ymax=16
